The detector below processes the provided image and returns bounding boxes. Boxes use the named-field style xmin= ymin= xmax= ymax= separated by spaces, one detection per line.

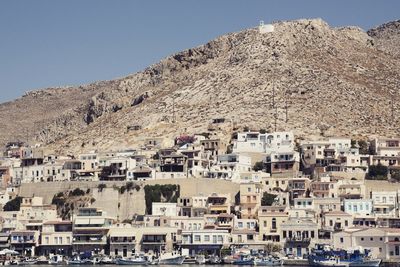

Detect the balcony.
xmin=285 ymin=237 xmax=311 ymax=243
xmin=142 ymin=235 xmax=166 ymax=245
xmin=11 ymin=238 xmax=36 ymax=244
xmin=73 ymin=236 xmax=106 ymax=245
xmin=110 ymin=238 xmax=135 ymax=244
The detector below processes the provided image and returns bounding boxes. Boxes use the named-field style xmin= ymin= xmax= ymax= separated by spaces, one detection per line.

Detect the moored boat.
xmin=196 ymin=255 xmax=206 ymax=264
xmin=233 ymin=255 xmax=254 ymax=265
xmin=115 ymin=256 xmax=149 ymax=265
xmin=308 ymin=245 xmax=381 ymax=267
xmin=253 ymin=257 xmax=283 ymax=266
xmin=156 ymin=253 xmax=185 ymax=265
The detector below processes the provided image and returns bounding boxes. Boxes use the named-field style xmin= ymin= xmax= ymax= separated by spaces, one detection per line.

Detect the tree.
xmin=253 ymin=161 xmax=264 ymax=171
xmin=261 ymin=192 xmax=277 ymax=206
xmin=390 ymin=169 xmax=400 ymax=182
xmin=358 ymin=140 xmax=369 ymax=155
xmin=69 ymin=188 xmax=85 ymax=197
xmin=3 ymin=197 xmax=22 ymax=211
xmin=351 ymin=139 xmax=357 ymax=148
xmin=367 ymin=164 xmax=388 ymax=180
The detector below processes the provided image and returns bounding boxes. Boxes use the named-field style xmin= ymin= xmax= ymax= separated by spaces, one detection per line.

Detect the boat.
xmin=196 ymin=255 xmax=206 ymax=264
xmin=223 ymin=255 xmax=236 ymax=264
xmin=156 ymin=253 xmax=186 ymax=265
xmin=49 ymin=255 xmax=65 ymax=265
xmin=233 ymin=255 xmax=254 ymax=265
xmin=308 ymin=245 xmax=381 ymax=267
xmin=100 ymin=256 xmax=116 ymax=264
xmin=36 ymin=256 xmax=50 ymax=265
xmin=19 ymin=258 xmax=38 ymax=265
xmin=183 ymin=257 xmax=196 ymax=264
xmin=253 ymin=256 xmax=283 ymax=266
xmin=67 ymin=255 xmax=84 ymax=265
xmin=115 ymin=256 xmax=149 ymax=265
xmin=207 ymin=255 xmax=221 ymax=264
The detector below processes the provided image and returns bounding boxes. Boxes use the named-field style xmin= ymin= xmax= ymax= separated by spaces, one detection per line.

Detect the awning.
xmin=0 ymin=236 xmax=9 ymax=242
xmin=75 ymin=218 xmax=90 ymax=225
xmin=90 ymin=218 xmax=105 ymax=225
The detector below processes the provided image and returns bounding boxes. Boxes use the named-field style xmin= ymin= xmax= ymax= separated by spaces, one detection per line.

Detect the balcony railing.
xmin=285 ymin=237 xmax=311 ymax=243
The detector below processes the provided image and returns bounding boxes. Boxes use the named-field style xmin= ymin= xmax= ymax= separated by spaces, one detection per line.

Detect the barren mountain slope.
xmin=368 ymin=20 xmax=400 ymax=58
xmin=1 ymin=18 xmax=400 ymax=154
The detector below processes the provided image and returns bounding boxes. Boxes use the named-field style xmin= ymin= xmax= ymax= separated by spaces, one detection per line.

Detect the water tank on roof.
xmin=259 ymin=20 xmax=274 ymax=33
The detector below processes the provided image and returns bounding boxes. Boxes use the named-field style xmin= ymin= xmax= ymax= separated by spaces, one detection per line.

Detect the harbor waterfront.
xmin=2 ymin=3 xmax=400 ymax=267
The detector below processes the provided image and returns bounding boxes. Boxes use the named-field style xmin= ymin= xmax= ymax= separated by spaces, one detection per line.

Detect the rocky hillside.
xmin=1 ymin=18 xmax=400 ymax=154
xmin=368 ymin=20 xmax=400 ymax=58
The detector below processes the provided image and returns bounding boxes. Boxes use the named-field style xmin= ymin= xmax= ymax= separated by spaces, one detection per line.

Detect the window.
xmin=217 ymin=235 xmax=223 ymax=242
xmin=263 ymin=221 xmax=267 ymax=227
xmin=204 ymin=235 xmax=210 ymax=242
xmin=238 ymin=222 xmax=243 ymax=228
xmin=340 ymin=237 xmax=344 ymax=243
xmin=194 ymin=235 xmax=201 ymax=242
xmin=361 ymin=238 xmax=364 ymax=241
xmin=370 ymin=237 xmax=373 ymax=241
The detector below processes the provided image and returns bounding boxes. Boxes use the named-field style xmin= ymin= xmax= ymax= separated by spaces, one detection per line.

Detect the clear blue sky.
xmin=0 ymin=0 xmax=399 ymax=103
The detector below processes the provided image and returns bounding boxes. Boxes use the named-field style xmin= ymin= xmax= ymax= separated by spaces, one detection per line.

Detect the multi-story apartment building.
xmin=258 ymin=205 xmax=288 ymax=243
xmin=344 ymin=199 xmax=373 ymax=216
xmin=39 ymin=221 xmax=72 ymax=256
xmin=239 ymin=183 xmax=262 ymax=219
xmin=208 ymin=154 xmax=252 ymax=182
xmin=72 ymin=208 xmax=114 ymax=255
xmin=180 ymin=229 xmax=230 ymax=256
xmin=371 ymin=191 xmax=397 ymax=217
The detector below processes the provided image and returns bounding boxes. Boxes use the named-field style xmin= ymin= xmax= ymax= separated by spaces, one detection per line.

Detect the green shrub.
xmin=144 ymin=184 xmax=180 ymax=214
xmin=261 ymin=192 xmax=277 ymax=206
xmin=367 ymin=164 xmax=388 ymax=180
xmin=98 ymin=184 xmax=107 ymax=192
xmin=69 ymin=188 xmax=85 ymax=197
xmin=253 ymin=161 xmax=264 ymax=171
xmin=3 ymin=197 xmax=22 ymax=211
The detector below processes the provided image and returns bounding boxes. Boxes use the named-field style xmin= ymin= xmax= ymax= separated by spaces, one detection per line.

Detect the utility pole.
xmin=272 ymin=84 xmax=277 ymax=132
xmin=285 ymin=90 xmax=288 ymax=123
xmin=391 ymin=99 xmax=394 ymax=124
xmin=172 ymin=96 xmax=176 ymax=123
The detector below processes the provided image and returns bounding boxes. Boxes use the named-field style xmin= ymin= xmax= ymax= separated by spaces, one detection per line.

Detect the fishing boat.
xmin=100 ymin=256 xmax=116 ymax=264
xmin=115 ymin=256 xmax=149 ymax=265
xmin=67 ymin=255 xmax=84 ymax=265
xmin=49 ymin=255 xmax=65 ymax=265
xmin=206 ymin=255 xmax=221 ymax=264
xmin=196 ymin=255 xmax=206 ymax=264
xmin=156 ymin=253 xmax=186 ymax=265
xmin=308 ymin=245 xmax=381 ymax=267
xmin=253 ymin=256 xmax=283 ymax=266
xmin=233 ymin=255 xmax=254 ymax=265
xmin=19 ymin=258 xmax=38 ymax=265
xmin=36 ymin=256 xmax=50 ymax=265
